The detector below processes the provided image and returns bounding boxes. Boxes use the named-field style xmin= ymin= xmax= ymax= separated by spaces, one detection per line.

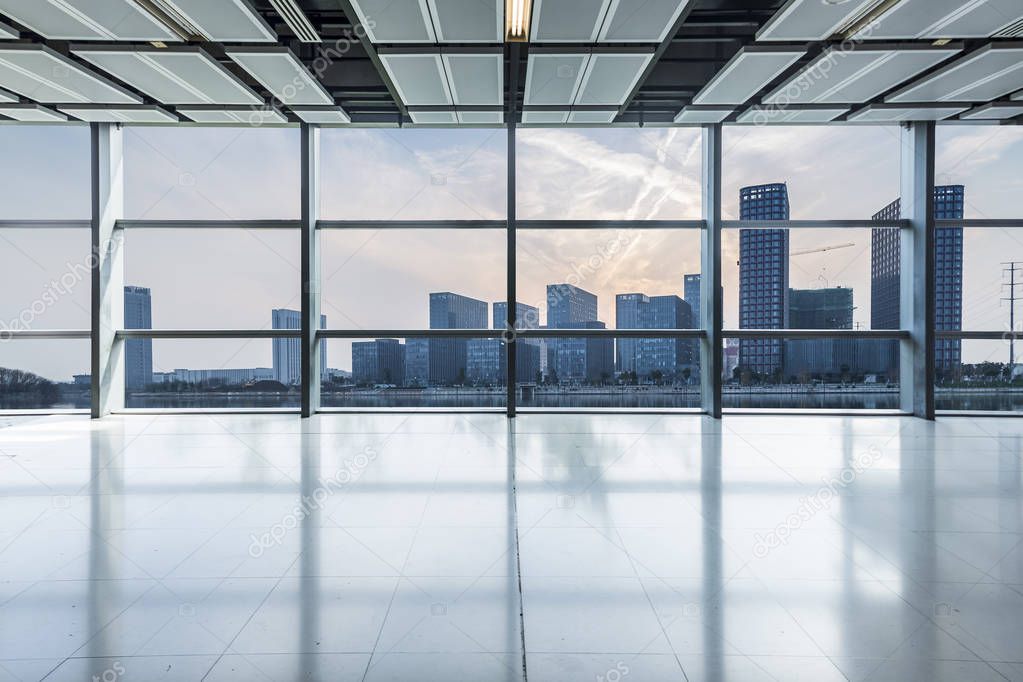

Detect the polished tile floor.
xmin=1 ymin=413 xmax=1021 ymax=681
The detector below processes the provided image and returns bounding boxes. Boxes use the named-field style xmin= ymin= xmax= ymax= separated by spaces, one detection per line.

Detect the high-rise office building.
xmin=615 ymin=293 xmax=647 ymax=373
xmin=478 ymin=302 xmax=541 ymax=384
xmin=683 ymin=274 xmax=701 ymax=320
xmin=546 ymin=284 xmax=605 ymax=383
xmin=272 ymin=309 xmax=327 ymax=386
xmin=429 ymin=292 xmax=487 ymax=385
xmin=124 ymin=286 xmax=153 ymax=391
xmin=785 ymin=287 xmax=864 ymax=377
xmin=352 ymin=339 xmax=405 ymax=385
xmin=739 ymin=183 xmax=790 ymax=376
xmin=616 ymin=293 xmax=694 ymax=379
xmin=404 ymin=338 xmax=430 ymax=387
xmin=871 ymin=185 xmax=964 ymax=373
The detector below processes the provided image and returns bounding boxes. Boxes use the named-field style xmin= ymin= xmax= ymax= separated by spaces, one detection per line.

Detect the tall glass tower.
xmin=272 ymin=309 xmax=327 ymax=385
xmin=429 ymin=292 xmax=487 ymax=385
xmin=124 ymin=286 xmax=152 ymax=391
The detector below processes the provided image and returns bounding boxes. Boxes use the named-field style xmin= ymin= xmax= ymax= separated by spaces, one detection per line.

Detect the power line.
xmin=1001 ymin=262 xmax=1023 ymax=372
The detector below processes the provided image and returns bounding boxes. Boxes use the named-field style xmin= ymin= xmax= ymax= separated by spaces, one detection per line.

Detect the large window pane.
xmin=0 ymin=126 xmax=89 ymax=220
xmin=517 ymin=128 xmax=701 ymax=220
xmin=321 ymin=229 xmax=505 ymax=329
xmin=937 ymin=126 xmax=1023 ymax=220
xmin=125 ymin=127 xmax=299 ymax=220
xmin=0 ymin=340 xmax=90 ymax=410
xmin=320 ymin=129 xmax=506 ymax=220
xmin=0 ymin=228 xmax=91 ymax=331
xmin=124 ymin=229 xmax=300 ymax=330
xmin=937 ymin=339 xmax=1023 ymax=412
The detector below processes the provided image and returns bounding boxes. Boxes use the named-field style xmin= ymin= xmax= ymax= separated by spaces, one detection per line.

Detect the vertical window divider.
xmin=701 ymin=123 xmax=723 ymax=418
xmin=301 ymin=123 xmax=322 ymax=417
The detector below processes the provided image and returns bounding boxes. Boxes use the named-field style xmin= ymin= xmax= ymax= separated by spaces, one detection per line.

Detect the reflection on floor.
xmin=0 ymin=413 xmax=1021 ymax=681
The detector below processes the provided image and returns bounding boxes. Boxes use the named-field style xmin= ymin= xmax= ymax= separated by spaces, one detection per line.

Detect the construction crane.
xmin=791 ymin=242 xmax=855 ymax=257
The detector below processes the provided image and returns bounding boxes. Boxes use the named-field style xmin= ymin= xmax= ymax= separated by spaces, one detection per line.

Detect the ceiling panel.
xmin=599 ymin=0 xmax=691 ymax=43
xmin=673 ymin=105 xmax=732 ymax=123
xmin=847 ymin=103 xmax=967 ymax=122
xmin=379 ymin=54 xmax=451 ymax=105
xmin=853 ymin=0 xmax=1023 ymax=39
xmin=228 ymin=48 xmax=333 ymax=106
xmin=349 ymin=0 xmax=435 ymax=42
xmin=59 ymin=105 xmax=177 ymax=123
xmin=443 ymin=53 xmax=502 ymax=106
xmin=521 ymin=110 xmax=569 ymax=124
xmin=0 ymin=44 xmax=141 ymax=104
xmin=428 ymin=0 xmax=501 ymax=42
xmin=531 ymin=0 xmax=611 ymax=42
xmin=960 ymin=102 xmax=1023 ymax=120
xmin=458 ymin=111 xmax=503 ymax=124
xmin=73 ymin=47 xmax=263 ymax=106
xmin=0 ymin=19 xmax=19 ymax=39
xmin=524 ymin=53 xmax=588 ymax=105
xmin=0 ymin=103 xmax=66 ymax=121
xmin=0 ymin=86 xmax=15 ymax=102
xmin=568 ymin=110 xmax=617 ymax=123
xmin=410 ymin=111 xmax=458 ymax=124
xmin=179 ymin=107 xmax=287 ymax=124
xmin=692 ymin=46 xmax=804 ymax=105
xmin=291 ymin=106 xmax=351 ymax=124
xmin=763 ymin=46 xmax=960 ymax=106
xmin=887 ymin=43 xmax=1023 ymax=103
xmin=575 ymin=53 xmax=652 ymax=105
xmin=736 ymin=105 xmax=846 ymax=124
xmin=757 ymin=0 xmax=878 ymax=41
xmin=0 ymin=0 xmax=179 ymax=41
xmin=154 ymin=0 xmax=275 ymax=42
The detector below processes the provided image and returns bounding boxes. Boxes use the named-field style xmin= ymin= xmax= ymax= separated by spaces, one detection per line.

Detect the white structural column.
xmin=301 ymin=124 xmax=322 ymax=417
xmin=91 ymin=123 xmax=125 ymax=418
xmin=900 ymin=121 xmax=936 ymax=418
xmin=701 ymin=124 xmax=723 ymax=418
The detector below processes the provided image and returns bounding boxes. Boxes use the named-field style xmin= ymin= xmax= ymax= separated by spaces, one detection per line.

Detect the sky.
xmin=1 ymin=122 xmax=1022 ymax=381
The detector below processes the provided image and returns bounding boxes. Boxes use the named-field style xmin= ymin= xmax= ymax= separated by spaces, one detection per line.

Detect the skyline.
xmin=2 ymin=124 xmax=1023 ymax=382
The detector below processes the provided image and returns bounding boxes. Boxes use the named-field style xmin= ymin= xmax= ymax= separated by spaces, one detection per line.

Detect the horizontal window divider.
xmin=936 ymin=330 xmax=1011 ymax=340
xmin=0 ymin=329 xmax=90 ymax=339
xmin=724 ymin=329 xmax=910 ymax=340
xmin=518 ymin=329 xmax=705 ymax=339
xmin=316 ymin=220 xmax=506 ymax=230
xmin=723 ymin=219 xmax=908 ymax=229
xmin=937 ymin=219 xmax=1022 ymax=228
xmin=0 ymin=220 xmax=90 ymax=229
xmin=517 ymin=220 xmax=704 ymax=230
xmin=318 ymin=329 xmax=504 ymax=339
xmin=115 ymin=220 xmax=300 ymax=230
xmin=115 ymin=329 xmax=301 ymax=339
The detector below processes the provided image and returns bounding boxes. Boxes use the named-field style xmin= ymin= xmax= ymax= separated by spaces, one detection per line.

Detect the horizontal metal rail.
xmin=722 ymin=219 xmax=908 ymax=230
xmin=724 ymin=329 xmax=911 ymax=340
xmin=0 ymin=220 xmax=91 ymax=229
xmin=0 ymin=329 xmax=91 ymax=339
xmin=936 ymin=330 xmax=1012 ymax=340
xmin=317 ymin=220 xmax=505 ymax=230
xmin=317 ymin=329 xmax=706 ymax=339
xmin=518 ymin=220 xmax=705 ymax=230
xmin=115 ymin=329 xmax=301 ymax=339
xmin=936 ymin=219 xmax=1022 ymax=228
xmin=116 ymin=220 xmax=301 ymax=230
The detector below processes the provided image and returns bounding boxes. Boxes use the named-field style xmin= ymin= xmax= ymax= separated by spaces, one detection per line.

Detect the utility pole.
xmin=1002 ymin=261 xmax=1023 ymax=376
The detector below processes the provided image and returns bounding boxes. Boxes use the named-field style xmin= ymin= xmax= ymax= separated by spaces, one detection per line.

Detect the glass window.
xmin=0 ymin=126 xmax=89 ymax=220
xmin=0 ymin=228 xmax=91 ymax=331
xmin=937 ymin=126 xmax=1023 ymax=220
xmin=0 ymin=339 xmax=90 ymax=410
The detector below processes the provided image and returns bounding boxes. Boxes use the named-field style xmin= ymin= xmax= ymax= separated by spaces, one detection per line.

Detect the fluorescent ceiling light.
xmin=179 ymin=106 xmax=287 ymax=124
xmin=575 ymin=53 xmax=652 ymax=105
xmin=692 ymin=46 xmax=804 ymax=105
xmin=0 ymin=20 xmax=19 ymax=39
xmin=0 ymin=0 xmax=180 ymax=41
xmin=673 ymin=105 xmax=732 ymax=123
xmin=443 ymin=53 xmax=503 ymax=105
xmin=348 ymin=0 xmax=435 ymax=43
xmin=291 ymin=106 xmax=351 ymax=124
xmin=427 ymin=0 xmax=500 ymax=42
xmin=521 ymin=110 xmax=568 ymax=123
xmin=0 ymin=103 xmax=66 ymax=121
xmin=0 ymin=44 xmax=141 ymax=104
xmin=886 ymin=43 xmax=1023 ymax=103
xmin=409 ymin=111 xmax=458 ymax=124
xmin=267 ymin=0 xmax=320 ymax=42
xmin=853 ymin=0 xmax=1023 ymax=40
xmin=458 ymin=111 xmax=503 ymax=124
xmin=531 ymin=0 xmax=610 ymax=42
xmin=757 ymin=0 xmax=879 ymax=41
xmin=568 ymin=109 xmax=617 ymax=123
xmin=379 ymin=53 xmax=452 ymax=106
xmin=736 ymin=105 xmax=847 ymax=124
xmin=847 ymin=103 xmax=967 ymax=122
xmin=59 ymin=104 xmax=177 ymax=123
xmin=763 ymin=46 xmax=960 ymax=105
xmin=599 ymin=0 xmax=692 ymax=43
xmin=506 ymin=0 xmax=533 ymax=41
xmin=228 ymin=48 xmax=333 ymax=106
xmin=960 ymin=102 xmax=1023 ymax=120
xmin=144 ymin=0 xmax=276 ymax=42
xmin=73 ymin=46 xmax=262 ymax=106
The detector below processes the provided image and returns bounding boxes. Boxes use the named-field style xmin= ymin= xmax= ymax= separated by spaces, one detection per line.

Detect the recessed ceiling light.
xmin=505 ymin=0 xmax=533 ymax=41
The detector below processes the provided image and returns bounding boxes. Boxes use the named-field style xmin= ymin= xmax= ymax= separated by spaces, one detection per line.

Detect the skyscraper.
xmin=272 ymin=309 xmax=327 ymax=386
xmin=429 ymin=292 xmax=487 ymax=385
xmin=785 ymin=287 xmax=860 ymax=377
xmin=482 ymin=301 xmax=541 ymax=384
xmin=615 ymin=293 xmax=647 ymax=373
xmin=616 ymin=293 xmax=694 ymax=380
xmin=352 ymin=339 xmax=405 ymax=385
xmin=546 ymin=284 xmax=608 ymax=383
xmin=739 ymin=183 xmax=790 ymax=377
xmin=871 ymin=185 xmax=964 ymax=374
xmin=124 ymin=286 xmax=152 ymax=391
xmin=404 ymin=338 xmax=430 ymax=387
xmin=683 ymin=274 xmax=701 ymax=320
